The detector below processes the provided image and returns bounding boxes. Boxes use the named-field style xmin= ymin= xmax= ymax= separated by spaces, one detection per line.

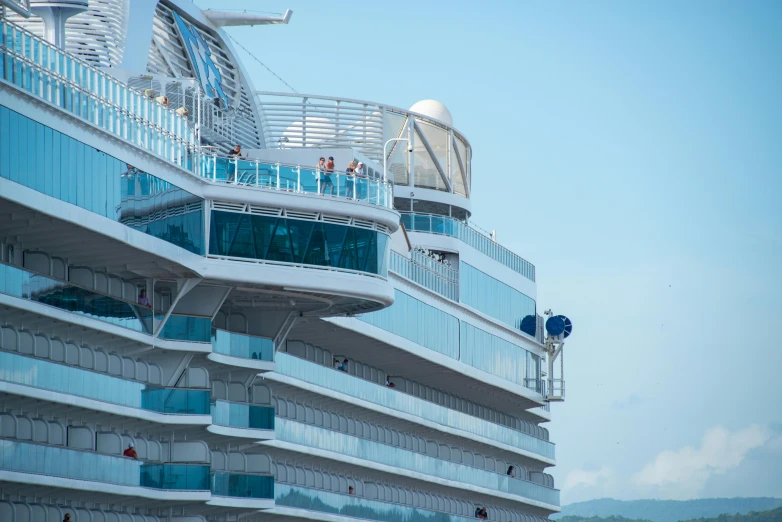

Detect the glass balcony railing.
xmin=211 ymin=471 xmax=274 ymax=499
xmin=400 ymin=212 xmax=535 ymax=282
xmin=211 ymin=329 xmax=274 ymax=362
xmin=276 ymin=419 xmax=559 ymax=506
xmin=141 ymin=387 xmax=211 ymax=415
xmin=140 ymin=463 xmax=210 ymax=490
xmin=0 ymin=263 xmax=153 ymax=334
xmin=157 ymin=314 xmax=212 ymax=343
xmin=389 ymin=250 xmax=459 ymax=301
xmin=0 ymin=20 xmax=192 ymax=169
xmin=0 ymin=350 xmax=209 ymax=416
xmin=0 ymin=439 xmax=141 ymax=487
xmin=211 ymin=400 xmax=275 ymax=430
xmin=275 ymin=484 xmax=478 ymax=522
xmin=275 ymin=353 xmax=555 ymax=460
xmin=197 ymin=156 xmax=393 ymax=209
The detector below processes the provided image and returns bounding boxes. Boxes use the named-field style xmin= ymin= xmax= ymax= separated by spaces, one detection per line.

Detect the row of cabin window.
xmin=0 ymin=415 xmax=164 ymax=462
xmin=0 ymin=325 xmax=163 ymax=384
xmin=286 ymin=340 xmax=549 ymax=441
xmin=273 ymin=396 xmax=553 ymax=487
xmin=0 ymin=421 xmax=271 ymax=475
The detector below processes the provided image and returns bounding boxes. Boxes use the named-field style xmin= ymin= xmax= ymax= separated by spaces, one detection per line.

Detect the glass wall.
xmin=0 ymin=263 xmax=153 ymax=333
xmin=209 ymin=211 xmax=389 ymax=277
xmin=0 ymin=105 xmax=204 ymax=254
xmin=140 ymin=464 xmax=210 ymax=490
xmin=400 ymin=213 xmax=535 ymax=281
xmin=275 ymin=484 xmax=477 ymax=522
xmin=358 ymin=290 xmax=459 ymax=359
xmin=141 ymin=387 xmax=211 ymax=415
xmin=460 ymin=323 xmax=540 ymax=389
xmin=274 ymin=353 xmax=554 ymax=458
xmin=460 ymin=262 xmax=536 ymax=334
xmin=211 ymin=400 xmax=275 ymax=430
xmin=0 ymin=439 xmax=141 ymax=487
xmin=212 ymin=329 xmax=274 ymax=362
xmin=276 ymin=419 xmax=559 ymax=505
xmin=212 ymin=472 xmax=274 ymax=498
xmin=157 ymin=314 xmax=212 ymax=342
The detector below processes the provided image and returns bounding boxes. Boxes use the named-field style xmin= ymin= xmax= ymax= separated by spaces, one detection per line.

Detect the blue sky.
xmin=194 ymin=0 xmax=782 ymax=504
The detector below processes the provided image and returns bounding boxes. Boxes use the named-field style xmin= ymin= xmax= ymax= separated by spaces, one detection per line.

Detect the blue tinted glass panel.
xmin=211 ymin=472 xmax=274 ymax=498
xmin=209 ymin=211 xmax=389 ymax=277
xmin=0 ymin=105 xmax=204 ymax=254
xmin=358 ymin=290 xmax=459 ymax=359
xmin=212 ymin=329 xmax=274 ymax=361
xmin=460 ymin=262 xmax=536 ymax=335
xmin=140 ymin=464 xmax=210 ymax=490
xmin=460 ymin=322 xmax=540 ymax=388
xmin=157 ymin=314 xmax=212 ymax=342
xmin=276 ymin=484 xmax=478 ymax=522
xmin=0 ymin=263 xmax=153 ymax=333
xmin=211 ymin=400 xmax=275 ymax=430
xmin=141 ymin=387 xmax=211 ymax=414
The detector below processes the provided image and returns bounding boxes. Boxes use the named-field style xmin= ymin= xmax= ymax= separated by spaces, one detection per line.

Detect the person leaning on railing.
xmin=345 ymin=161 xmax=357 ymax=198
xmin=320 ymin=156 xmax=336 ymax=195
xmin=227 ymin=144 xmax=246 ymax=183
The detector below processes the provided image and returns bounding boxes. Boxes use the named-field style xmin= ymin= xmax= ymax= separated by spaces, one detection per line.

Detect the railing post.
xmin=255 ymin=161 xmax=259 ymax=187
xmin=297 ymin=167 xmax=301 ymax=193
xmin=212 ymin=154 xmax=217 ymax=181
xmin=276 ymin=163 xmax=280 ymax=189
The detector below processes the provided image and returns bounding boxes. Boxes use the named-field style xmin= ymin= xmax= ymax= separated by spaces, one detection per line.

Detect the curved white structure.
xmin=0 ymin=2 xmax=568 ymax=522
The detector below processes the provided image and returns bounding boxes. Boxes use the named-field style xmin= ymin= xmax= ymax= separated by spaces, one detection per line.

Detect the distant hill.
xmin=553 ymin=498 xmax=782 ymax=522
xmin=558 ymin=516 xmax=652 ymax=522
xmin=681 ymin=506 xmax=782 ymax=522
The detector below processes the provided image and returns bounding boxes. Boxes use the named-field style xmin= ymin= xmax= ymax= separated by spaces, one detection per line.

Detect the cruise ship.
xmin=0 ymin=2 xmax=572 ymax=521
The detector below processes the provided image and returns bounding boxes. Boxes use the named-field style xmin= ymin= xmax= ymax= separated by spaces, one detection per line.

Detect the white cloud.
xmin=564 ymin=466 xmax=614 ymax=491
xmin=632 ymin=424 xmax=771 ymax=499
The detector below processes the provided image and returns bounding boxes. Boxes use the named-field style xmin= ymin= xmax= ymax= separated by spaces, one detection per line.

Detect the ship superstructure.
xmin=0 ymin=2 xmax=568 ymax=521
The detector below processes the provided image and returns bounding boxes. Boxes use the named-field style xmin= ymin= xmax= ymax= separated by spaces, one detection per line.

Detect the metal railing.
xmin=0 ymin=19 xmax=192 ymax=168
xmin=400 ymin=212 xmax=536 ymax=281
xmin=255 ymin=91 xmax=472 ymax=197
xmin=196 ymin=155 xmax=393 ymax=208
xmin=389 ymin=250 xmax=458 ymax=301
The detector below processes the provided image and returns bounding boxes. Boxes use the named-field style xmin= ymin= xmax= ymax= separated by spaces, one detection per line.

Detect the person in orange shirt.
xmin=123 ymin=442 xmax=138 ymax=460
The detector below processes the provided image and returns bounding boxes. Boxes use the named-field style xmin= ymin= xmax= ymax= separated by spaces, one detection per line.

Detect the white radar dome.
xmin=409 ymin=100 xmax=453 ymax=127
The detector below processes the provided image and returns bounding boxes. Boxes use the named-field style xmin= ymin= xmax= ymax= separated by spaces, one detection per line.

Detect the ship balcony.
xmin=267 ymin=353 xmax=554 ymax=463
xmin=400 ymin=212 xmax=535 ymax=282
xmin=0 ymin=439 xmax=211 ymax=501
xmin=271 ymin=484 xmax=481 ymax=522
xmin=197 ymin=156 xmax=393 ymax=210
xmin=208 ymin=400 xmax=275 ymax=440
xmin=208 ymin=328 xmax=276 ymax=372
xmin=264 ymin=418 xmax=559 ymax=510
xmin=0 ymin=349 xmax=212 ymax=423
xmin=209 ymin=471 xmax=275 ymax=509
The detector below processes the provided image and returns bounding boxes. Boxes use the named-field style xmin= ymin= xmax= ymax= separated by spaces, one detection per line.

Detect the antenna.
xmin=543 ymin=312 xmax=573 ymax=402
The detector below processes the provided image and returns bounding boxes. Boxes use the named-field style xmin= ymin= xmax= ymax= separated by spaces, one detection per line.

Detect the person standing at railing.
xmin=355 ymin=162 xmax=366 ymax=200
xmin=322 ymin=156 xmax=336 ymax=195
xmin=345 ymin=161 xmax=357 ymax=198
xmin=319 ymin=157 xmax=335 ymax=195
xmin=228 ymin=144 xmax=245 ymax=183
